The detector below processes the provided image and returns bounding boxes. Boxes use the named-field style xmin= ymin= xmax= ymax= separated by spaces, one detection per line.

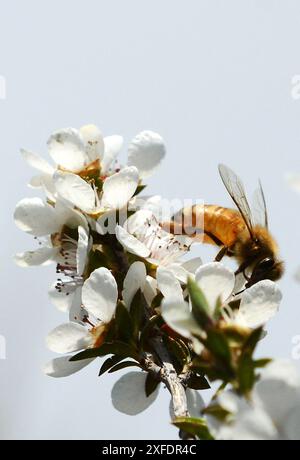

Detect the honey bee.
xmin=165 ymin=164 xmax=284 ymax=288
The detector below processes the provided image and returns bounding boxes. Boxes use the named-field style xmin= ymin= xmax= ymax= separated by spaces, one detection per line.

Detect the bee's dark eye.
xmin=257 ymin=258 xmax=274 ymax=270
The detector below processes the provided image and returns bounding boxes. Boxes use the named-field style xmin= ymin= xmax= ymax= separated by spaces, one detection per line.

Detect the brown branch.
xmin=143 ymin=336 xmax=195 ymax=440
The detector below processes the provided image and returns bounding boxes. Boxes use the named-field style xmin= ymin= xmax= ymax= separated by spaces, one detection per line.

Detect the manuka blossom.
xmin=14 ymin=198 xmax=88 ymax=267
xmin=45 ymin=267 xmax=118 ymax=377
xmin=22 ymin=125 xmax=166 ymax=201
xmin=162 ymin=262 xmax=282 ymax=341
xmin=115 ymin=209 xmax=202 ymax=282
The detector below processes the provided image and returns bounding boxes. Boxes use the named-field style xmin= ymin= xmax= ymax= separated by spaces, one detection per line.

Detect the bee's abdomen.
xmin=169 ymin=204 xmax=246 ymax=248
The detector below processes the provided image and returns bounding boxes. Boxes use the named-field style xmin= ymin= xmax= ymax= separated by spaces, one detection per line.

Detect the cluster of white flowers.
xmin=14 ymin=124 xmax=296 ymax=438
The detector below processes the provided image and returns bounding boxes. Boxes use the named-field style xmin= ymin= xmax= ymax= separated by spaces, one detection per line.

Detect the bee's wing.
xmin=218 ymin=164 xmax=254 ymax=238
xmin=252 ymin=180 xmax=269 ymax=229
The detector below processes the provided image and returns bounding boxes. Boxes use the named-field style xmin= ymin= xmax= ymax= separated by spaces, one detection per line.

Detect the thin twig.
xmin=143 ymin=336 xmax=195 ymax=440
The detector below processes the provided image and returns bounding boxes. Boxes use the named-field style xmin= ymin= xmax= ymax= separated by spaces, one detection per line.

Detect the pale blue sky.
xmin=1 ymin=0 xmax=300 ymax=439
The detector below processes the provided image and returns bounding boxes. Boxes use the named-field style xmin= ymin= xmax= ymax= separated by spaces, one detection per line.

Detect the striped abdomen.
xmin=167 ymin=204 xmax=247 ymax=248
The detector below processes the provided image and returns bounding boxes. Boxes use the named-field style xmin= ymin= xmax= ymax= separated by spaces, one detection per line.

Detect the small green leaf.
xmin=115 ymin=301 xmax=134 ymax=343
xmin=151 ymin=292 xmax=164 ymax=310
xmin=237 ymin=353 xmax=256 ymax=396
xmin=145 ymin=373 xmax=160 ymax=397
xmin=130 ymin=290 xmax=145 ymax=341
xmin=99 ymin=355 xmax=125 ymax=376
xmin=186 ymin=374 xmax=211 ymax=390
xmin=173 ymin=417 xmax=214 ymax=440
xmin=205 ymin=329 xmax=232 ymax=365
xmin=242 ymin=326 xmax=264 ymax=356
xmin=70 ymin=341 xmax=139 ymax=362
xmin=133 ymin=184 xmax=146 ymax=197
xmin=187 ymin=278 xmax=213 ymax=329
xmin=108 ymin=361 xmax=141 ymax=373
xmin=203 ymin=404 xmax=231 ymax=421
xmin=253 ymin=358 xmax=272 ymax=369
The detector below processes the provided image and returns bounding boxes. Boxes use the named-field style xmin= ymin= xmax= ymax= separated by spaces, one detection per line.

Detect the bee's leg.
xmin=235 ymin=261 xmax=251 ymax=277
xmin=215 ymin=246 xmax=229 ymax=262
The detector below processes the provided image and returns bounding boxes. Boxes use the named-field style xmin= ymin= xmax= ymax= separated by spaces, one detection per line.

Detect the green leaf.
xmin=69 ymin=347 xmax=105 ymax=362
xmin=253 ymin=358 xmax=272 ymax=369
xmin=99 ymin=355 xmax=125 ymax=376
xmin=205 ymin=329 xmax=232 ymax=365
xmin=108 ymin=361 xmax=141 ymax=373
xmin=115 ymin=301 xmax=134 ymax=343
xmin=140 ymin=315 xmax=164 ymax=348
xmin=187 ymin=278 xmax=213 ymax=329
xmin=133 ymin=184 xmax=147 ymax=197
xmin=242 ymin=326 xmax=264 ymax=356
xmin=186 ymin=374 xmax=211 ymax=390
xmin=173 ymin=417 xmax=214 ymax=441
xmin=237 ymin=353 xmax=256 ymax=396
xmin=130 ymin=290 xmax=145 ymax=342
xmin=151 ymin=292 xmax=164 ymax=310
xmin=145 ymin=373 xmax=160 ymax=397
xmin=70 ymin=341 xmax=139 ymax=362
xmin=203 ymin=404 xmax=231 ymax=421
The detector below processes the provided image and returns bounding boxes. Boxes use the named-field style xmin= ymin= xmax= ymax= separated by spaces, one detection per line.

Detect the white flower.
xmin=21 ymin=125 xmax=106 ymax=199
xmin=127 ymin=131 xmax=166 ymax=180
xmin=162 ymin=262 xmax=282 ymax=341
xmin=14 ymin=198 xmax=87 ymax=267
xmin=53 ymin=166 xmax=139 ymax=216
xmin=49 ymin=225 xmax=92 ymax=313
xmin=45 ymin=267 xmax=118 ymax=377
xmin=115 ymin=210 xmax=200 ymax=283
xmin=209 ymin=360 xmax=300 ymax=440
xmin=122 ymin=261 xmax=157 ymax=308
xmin=22 ymin=127 xmax=165 ymax=201
xmin=111 ymin=370 xmax=204 ymax=417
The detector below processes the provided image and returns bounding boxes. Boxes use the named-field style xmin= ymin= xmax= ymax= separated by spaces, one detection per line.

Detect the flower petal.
xmin=102 ymin=166 xmax=139 ymax=209
xmin=47 ymin=128 xmax=88 ymax=171
xmin=157 ymin=267 xmax=183 ymax=301
xmin=111 ymin=371 xmax=159 ymax=415
xmin=14 ymin=197 xmax=60 ymax=236
xmin=161 ymin=299 xmax=200 ymax=338
xmin=237 ymin=280 xmax=282 ymax=328
xmin=182 ymin=257 xmax=203 ymax=274
xmin=102 ymin=135 xmax=123 ymax=173
xmin=21 ymin=149 xmax=54 ymax=174
xmin=44 ymin=356 xmax=94 ymax=378
xmin=122 ymin=262 xmax=147 ymax=308
xmin=115 ymin=225 xmax=150 ymax=258
xmin=79 ymin=124 xmax=104 ymax=162
xmin=48 ymin=282 xmax=81 ymax=313
xmin=54 ymin=171 xmax=97 ymax=214
xmin=143 ymin=276 xmax=158 ymax=306
xmin=76 ymin=226 xmax=90 ymax=276
xmin=127 ymin=131 xmax=166 ymax=179
xmin=82 ymin=267 xmax=118 ymax=323
xmin=46 ymin=322 xmax=91 ymax=354
xmin=14 ymin=247 xmax=57 ymax=267
xmin=195 ymin=262 xmax=235 ymax=312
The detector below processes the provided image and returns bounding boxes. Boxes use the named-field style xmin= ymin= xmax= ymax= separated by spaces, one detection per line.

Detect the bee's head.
xmin=246 ymin=257 xmax=284 ymax=287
